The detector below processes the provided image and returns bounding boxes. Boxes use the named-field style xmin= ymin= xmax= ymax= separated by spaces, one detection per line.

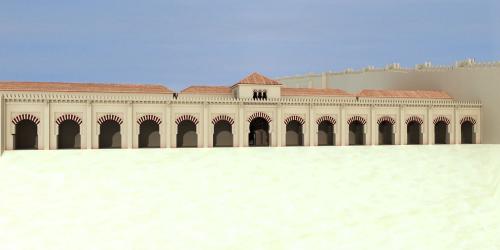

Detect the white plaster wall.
xmin=243 ymin=106 xmax=276 ymax=147
xmin=50 ymin=103 xmax=87 ymax=149
xmin=171 ymin=104 xmax=203 ymax=148
xmin=92 ymin=104 xmax=129 ymax=149
xmin=312 ymin=106 xmax=341 ymax=146
xmin=235 ymin=84 xmax=281 ymax=99
xmin=281 ymin=106 xmax=308 ymax=146
xmin=344 ymin=107 xmax=371 ymax=146
xmin=372 ymin=107 xmax=400 ymax=145
xmin=132 ymin=104 xmax=166 ymax=148
xmin=0 ymin=92 xmax=481 ymax=151
xmin=208 ymin=104 xmax=239 ymax=147
xmin=5 ymin=103 xmax=45 ymax=150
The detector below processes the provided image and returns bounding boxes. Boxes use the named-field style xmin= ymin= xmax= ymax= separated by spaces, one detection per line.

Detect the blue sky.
xmin=1 ymin=0 xmax=498 ymax=91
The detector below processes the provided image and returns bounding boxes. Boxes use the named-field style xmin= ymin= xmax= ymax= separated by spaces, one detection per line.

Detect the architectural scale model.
xmin=0 ymin=71 xmax=481 ymax=153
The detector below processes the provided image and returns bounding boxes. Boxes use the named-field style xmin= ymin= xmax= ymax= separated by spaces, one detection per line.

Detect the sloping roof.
xmin=358 ymin=89 xmax=452 ymax=99
xmin=181 ymin=85 xmax=232 ymax=94
xmin=234 ymin=72 xmax=282 ymax=86
xmin=0 ymin=81 xmax=173 ymax=94
xmin=282 ymin=87 xmax=353 ymax=97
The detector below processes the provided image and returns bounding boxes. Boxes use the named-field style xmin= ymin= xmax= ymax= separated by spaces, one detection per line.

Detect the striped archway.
xmin=12 ymin=114 xmax=40 ymax=149
xmin=12 ymin=114 xmax=40 ymax=125
xmin=56 ymin=114 xmax=82 ymax=149
xmin=460 ymin=116 xmax=476 ymax=125
xmin=405 ymin=116 xmax=424 ymax=125
xmin=433 ymin=116 xmax=450 ymax=125
xmin=212 ymin=114 xmax=235 ymax=125
xmin=377 ymin=116 xmax=396 ymax=145
xmin=316 ymin=115 xmax=336 ymax=125
xmin=56 ymin=114 xmax=82 ymax=125
xmin=347 ymin=115 xmax=367 ymax=125
xmin=97 ymin=114 xmax=123 ymax=125
xmin=377 ymin=116 xmax=396 ymax=125
xmin=176 ymin=114 xmax=198 ymax=147
xmin=460 ymin=116 xmax=476 ymax=144
xmin=348 ymin=115 xmax=366 ymax=145
xmin=175 ymin=114 xmax=199 ymax=125
xmin=284 ymin=115 xmax=305 ymax=146
xmin=284 ymin=115 xmax=305 ymax=125
xmin=247 ymin=112 xmax=272 ymax=123
xmin=137 ymin=114 xmax=161 ymax=148
xmin=98 ymin=114 xmax=122 ymax=148
xmin=137 ymin=114 xmax=162 ymax=125
xmin=212 ymin=115 xmax=234 ymax=147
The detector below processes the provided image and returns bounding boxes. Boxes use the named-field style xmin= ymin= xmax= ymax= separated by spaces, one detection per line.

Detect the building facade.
xmin=0 ymin=72 xmax=481 ymax=153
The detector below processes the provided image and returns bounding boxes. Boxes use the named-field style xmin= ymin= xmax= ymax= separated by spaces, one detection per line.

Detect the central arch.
xmin=249 ymin=117 xmax=269 ymax=147
xmin=213 ymin=120 xmax=233 ymax=147
xmin=176 ymin=115 xmax=198 ymax=148
xmin=348 ymin=116 xmax=366 ymax=146
xmin=378 ymin=117 xmax=395 ymax=145
xmin=434 ymin=116 xmax=450 ymax=144
xmin=58 ymin=120 xmax=81 ymax=149
xmin=406 ymin=116 xmax=423 ymax=145
xmin=213 ymin=115 xmax=234 ymax=147
xmin=12 ymin=114 xmax=40 ymax=150
xmin=460 ymin=116 xmax=476 ymax=144
xmin=56 ymin=114 xmax=82 ymax=149
xmin=15 ymin=120 xmax=38 ymax=149
xmin=139 ymin=120 xmax=160 ymax=148
xmin=317 ymin=117 xmax=335 ymax=146
xmin=138 ymin=115 xmax=161 ymax=148
xmin=99 ymin=120 xmax=121 ymax=148
xmin=285 ymin=115 xmax=305 ymax=146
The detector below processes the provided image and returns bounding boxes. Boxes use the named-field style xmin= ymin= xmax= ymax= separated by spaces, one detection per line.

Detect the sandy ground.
xmin=0 ymin=145 xmax=499 ymax=250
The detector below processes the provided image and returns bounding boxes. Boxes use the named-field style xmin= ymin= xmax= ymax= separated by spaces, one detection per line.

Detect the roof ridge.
xmin=234 ymin=72 xmax=282 ymax=86
xmin=0 ymin=80 xmax=168 ymax=86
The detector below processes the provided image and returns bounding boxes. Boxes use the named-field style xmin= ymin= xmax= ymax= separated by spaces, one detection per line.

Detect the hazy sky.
xmin=1 ymin=0 xmax=498 ymax=90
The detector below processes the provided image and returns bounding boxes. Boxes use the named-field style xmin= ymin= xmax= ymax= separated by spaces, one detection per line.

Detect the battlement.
xmin=277 ymin=58 xmax=500 ymax=79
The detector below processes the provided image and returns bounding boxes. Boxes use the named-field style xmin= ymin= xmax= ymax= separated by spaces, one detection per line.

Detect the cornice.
xmin=1 ymin=91 xmax=481 ymax=108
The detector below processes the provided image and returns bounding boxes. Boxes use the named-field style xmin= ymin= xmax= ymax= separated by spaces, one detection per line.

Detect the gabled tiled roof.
xmin=358 ymin=89 xmax=452 ymax=99
xmin=181 ymin=85 xmax=232 ymax=94
xmin=282 ymin=87 xmax=353 ymax=97
xmin=234 ymin=72 xmax=282 ymax=86
xmin=0 ymin=81 xmax=173 ymax=94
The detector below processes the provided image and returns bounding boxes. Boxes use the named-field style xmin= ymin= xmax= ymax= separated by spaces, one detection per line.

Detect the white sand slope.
xmin=1 ymin=145 xmax=500 ymax=250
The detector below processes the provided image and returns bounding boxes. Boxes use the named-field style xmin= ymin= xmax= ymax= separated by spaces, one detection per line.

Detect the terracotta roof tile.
xmin=181 ymin=85 xmax=232 ymax=94
xmin=358 ymin=89 xmax=452 ymax=99
xmin=234 ymin=72 xmax=281 ymax=86
xmin=281 ymin=87 xmax=353 ymax=97
xmin=0 ymin=81 xmax=173 ymax=94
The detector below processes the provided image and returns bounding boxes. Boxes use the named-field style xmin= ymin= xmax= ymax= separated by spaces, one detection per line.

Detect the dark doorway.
xmin=213 ymin=120 xmax=233 ymax=147
xmin=286 ymin=120 xmax=303 ymax=146
xmin=461 ymin=121 xmax=474 ymax=144
xmin=434 ymin=121 xmax=449 ymax=144
xmin=407 ymin=121 xmax=422 ymax=145
xmin=99 ymin=120 xmax=121 ymax=148
xmin=58 ymin=120 xmax=81 ymax=149
xmin=249 ymin=117 xmax=269 ymax=146
xmin=349 ymin=121 xmax=364 ymax=145
xmin=378 ymin=121 xmax=394 ymax=145
xmin=318 ymin=120 xmax=334 ymax=146
xmin=177 ymin=120 xmax=197 ymax=147
xmin=139 ymin=120 xmax=160 ymax=148
xmin=14 ymin=120 xmax=38 ymax=149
